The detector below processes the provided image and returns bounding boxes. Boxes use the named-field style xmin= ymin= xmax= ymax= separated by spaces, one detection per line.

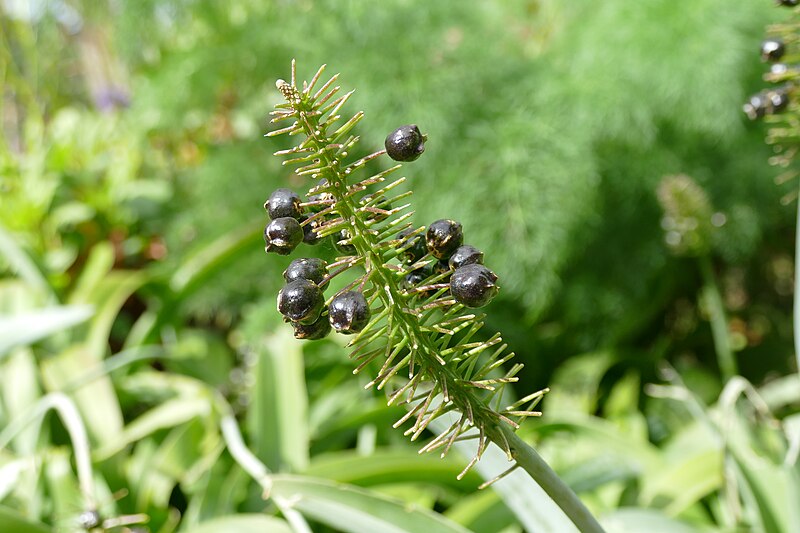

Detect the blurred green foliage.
xmin=2 ymin=0 xmax=800 ymax=531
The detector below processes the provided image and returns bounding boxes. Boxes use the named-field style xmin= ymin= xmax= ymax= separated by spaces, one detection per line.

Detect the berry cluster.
xmin=265 ymin=122 xmax=498 ymax=340
xmin=744 ymin=7 xmax=797 ymax=121
xmin=397 ymin=221 xmax=498 ymax=308
xmin=265 ymin=62 xmax=544 ymax=484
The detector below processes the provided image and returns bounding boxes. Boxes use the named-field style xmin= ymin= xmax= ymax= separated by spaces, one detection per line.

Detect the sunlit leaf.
xmin=0 ymin=305 xmax=93 ymax=358
xmin=185 ymin=514 xmax=293 ymax=533
xmin=267 ymin=474 xmax=471 ymax=533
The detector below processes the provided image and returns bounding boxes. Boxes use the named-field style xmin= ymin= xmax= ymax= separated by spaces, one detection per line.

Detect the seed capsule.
xmin=329 ymin=291 xmax=371 ymax=334
xmin=277 ymin=279 xmax=324 ymax=324
xmin=426 ymin=219 xmax=463 ymax=260
xmin=265 ymin=188 xmax=302 ymax=220
xmin=448 ymin=245 xmax=484 ymax=270
xmin=264 ymin=217 xmax=303 ymax=255
xmin=292 ymin=310 xmax=331 ymax=340
xmin=385 ymin=124 xmax=425 ymax=162
xmin=450 ymin=264 xmax=499 ymax=308
xmin=761 ymin=38 xmax=786 ymax=62
xmin=396 ymin=228 xmax=428 ymax=264
xmin=284 ymin=257 xmax=328 ymax=288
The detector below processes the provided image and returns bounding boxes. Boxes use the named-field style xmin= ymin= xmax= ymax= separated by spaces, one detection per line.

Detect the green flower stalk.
xmin=265 ymin=60 xmax=603 ymax=533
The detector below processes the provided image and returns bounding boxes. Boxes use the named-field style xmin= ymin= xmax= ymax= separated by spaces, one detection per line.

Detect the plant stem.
xmin=699 ymin=254 xmax=737 ymax=380
xmin=220 ymin=415 xmax=313 ymax=533
xmin=493 ymin=424 xmax=605 ymax=533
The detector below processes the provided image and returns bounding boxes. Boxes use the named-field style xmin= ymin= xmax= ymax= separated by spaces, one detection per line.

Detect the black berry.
xmin=277 ymin=279 xmax=324 ymax=324
xmin=768 ymin=87 xmax=790 ymax=113
xmin=284 ymin=257 xmax=328 ymax=287
xmin=761 ymin=38 xmax=786 ymax=62
xmin=78 ymin=510 xmax=102 ymax=530
xmin=300 ymin=214 xmax=322 ymax=245
xmin=401 ymin=265 xmax=438 ymax=298
xmin=778 ymin=0 xmax=800 ymax=6
xmin=292 ymin=311 xmax=331 ymax=340
xmin=426 ymin=219 xmax=463 ymax=260
xmin=397 ymin=228 xmax=428 ymax=264
xmin=307 ymin=178 xmax=334 ymax=210
xmin=333 ymin=229 xmax=356 ymax=255
xmin=401 ymin=268 xmax=429 ymax=290
xmin=449 ymin=245 xmax=484 ymax=270
xmin=385 ymin=124 xmax=425 ymax=162
xmin=265 ymin=188 xmax=302 ymax=220
xmin=450 ymin=264 xmax=499 ymax=308
xmin=743 ymin=93 xmax=768 ymax=120
xmin=265 ymin=217 xmax=303 ymax=255
xmin=329 ymin=291 xmax=371 ymax=334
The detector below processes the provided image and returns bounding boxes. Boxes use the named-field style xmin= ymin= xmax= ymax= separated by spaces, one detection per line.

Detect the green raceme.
xmin=265 ymin=61 xmax=544 ymax=477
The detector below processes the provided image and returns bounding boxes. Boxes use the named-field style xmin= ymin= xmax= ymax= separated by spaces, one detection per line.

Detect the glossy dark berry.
xmin=449 ymin=245 xmax=484 ymax=270
xmin=264 ymin=217 xmax=303 ymax=255
xmin=292 ymin=310 xmax=331 ymax=340
xmin=778 ymin=0 xmax=800 ymax=6
xmin=333 ymin=229 xmax=356 ymax=255
xmin=277 ymin=279 xmax=324 ymax=325
xmin=426 ymin=219 xmax=463 ymax=260
xmin=433 ymin=259 xmax=451 ymax=275
xmin=450 ymin=264 xmax=499 ymax=308
xmin=300 ymin=214 xmax=322 ymax=245
xmin=761 ymin=38 xmax=786 ymax=62
xmin=307 ymin=178 xmax=334 ymax=210
xmin=396 ymin=228 xmax=428 ymax=264
xmin=401 ymin=268 xmax=430 ymax=290
xmin=78 ymin=510 xmax=102 ymax=530
xmin=768 ymin=88 xmax=790 ymax=113
xmin=265 ymin=188 xmax=302 ymax=220
xmin=385 ymin=124 xmax=425 ymax=162
xmin=743 ymin=93 xmax=768 ymax=120
xmin=284 ymin=257 xmax=328 ymax=287
xmin=329 ymin=291 xmax=371 ymax=334
xmin=401 ymin=265 xmax=439 ymax=298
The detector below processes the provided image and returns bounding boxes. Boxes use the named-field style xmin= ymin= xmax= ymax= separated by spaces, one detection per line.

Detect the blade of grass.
xmin=94 ymin=396 xmax=212 ymax=460
xmin=0 ymin=224 xmax=52 ymax=301
xmin=267 ymin=475 xmax=472 ymax=533
xmin=304 ymin=449 xmax=481 ymax=489
xmin=40 ymin=344 xmax=123 ymax=446
xmin=0 ymin=505 xmax=50 ymax=533
xmin=246 ymin=329 xmax=309 ymax=472
xmin=185 ymin=515 xmax=293 ymax=533
xmin=0 ymin=305 xmax=93 ymax=359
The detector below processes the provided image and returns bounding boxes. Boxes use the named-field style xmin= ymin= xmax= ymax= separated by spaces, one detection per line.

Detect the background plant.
xmin=1 ymin=1 xmax=799 ymax=532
